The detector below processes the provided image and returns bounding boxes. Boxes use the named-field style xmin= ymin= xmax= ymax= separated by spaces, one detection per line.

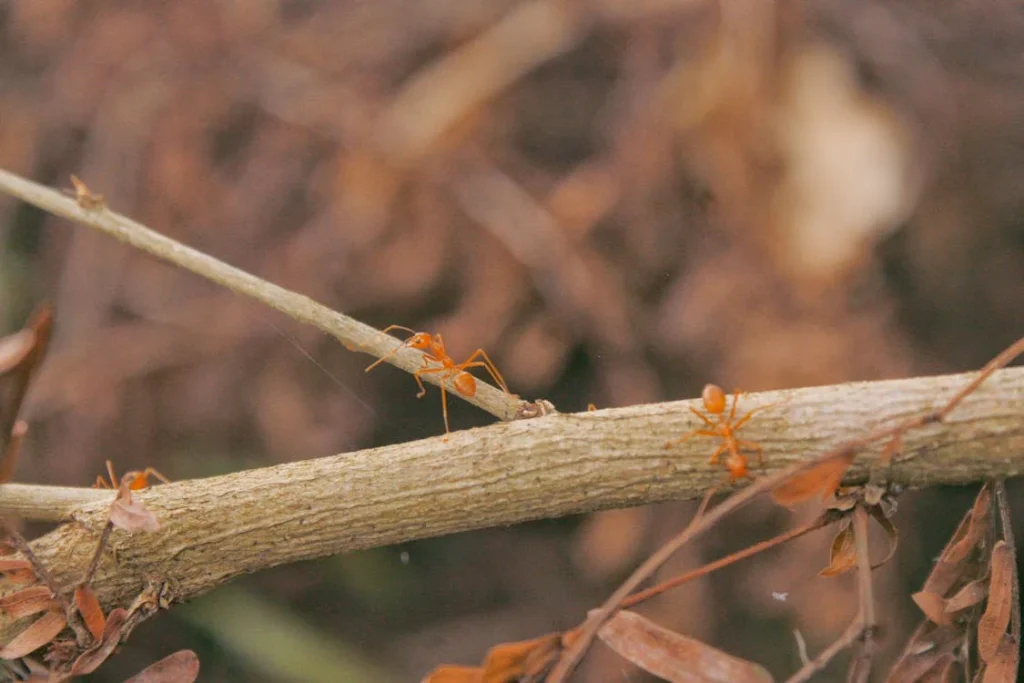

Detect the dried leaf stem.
xmin=0 ymin=167 xmax=524 ymax=423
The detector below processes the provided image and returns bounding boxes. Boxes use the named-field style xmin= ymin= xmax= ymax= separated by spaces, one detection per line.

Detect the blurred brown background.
xmin=1 ymin=0 xmax=1023 ymax=681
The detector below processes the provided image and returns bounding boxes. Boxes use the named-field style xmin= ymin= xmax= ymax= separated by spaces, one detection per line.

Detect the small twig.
xmin=793 ymin=629 xmax=810 ymax=666
xmin=82 ymin=522 xmax=114 ymax=588
xmin=847 ymin=505 xmax=876 ymax=683
xmin=0 ymin=167 xmax=527 ymax=424
xmin=620 ymin=516 xmax=831 ymax=608
xmin=786 ymin=617 xmax=865 ymax=683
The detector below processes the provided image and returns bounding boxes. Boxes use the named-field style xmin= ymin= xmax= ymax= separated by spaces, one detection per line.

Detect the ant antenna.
xmin=266 ymin=319 xmax=375 ymax=416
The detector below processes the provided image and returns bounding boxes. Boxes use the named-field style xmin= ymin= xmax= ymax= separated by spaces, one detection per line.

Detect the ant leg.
xmin=727 ymin=390 xmax=744 ymax=424
xmin=736 ymin=440 xmax=764 ymax=466
xmin=459 ymin=349 xmax=510 ymax=393
xmin=366 ymin=337 xmax=414 ymax=373
xmin=413 ymin=365 xmax=451 ymax=398
xmin=688 ymin=407 xmax=718 ymax=429
xmin=731 ymin=401 xmax=780 ymax=431
xmin=380 ymin=325 xmax=418 ymax=336
xmin=440 ymin=385 xmax=451 ymax=439
xmin=708 ymin=443 xmax=727 ymax=465
xmin=94 ymin=475 xmax=111 ymax=489
xmin=106 ymin=460 xmax=118 ymax=489
xmin=141 ymin=467 xmax=170 ymax=485
xmin=664 ymin=428 xmax=717 ymax=449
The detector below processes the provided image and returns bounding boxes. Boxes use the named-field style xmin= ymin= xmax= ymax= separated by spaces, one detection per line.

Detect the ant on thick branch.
xmin=665 ymin=384 xmax=774 ymax=481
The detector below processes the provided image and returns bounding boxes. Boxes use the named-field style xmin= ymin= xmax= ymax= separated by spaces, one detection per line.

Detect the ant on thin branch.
xmin=665 ymin=384 xmax=774 ymax=481
xmin=93 ymin=459 xmax=169 ymax=491
xmin=366 ymin=325 xmax=512 ymax=437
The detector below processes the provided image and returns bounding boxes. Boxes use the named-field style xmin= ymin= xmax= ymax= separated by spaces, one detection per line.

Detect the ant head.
xmin=406 ymin=333 xmax=433 ymax=350
xmin=453 ymin=371 xmax=477 ymax=398
xmin=702 ymin=384 xmax=727 ymax=414
xmin=724 ymin=452 xmax=748 ymax=481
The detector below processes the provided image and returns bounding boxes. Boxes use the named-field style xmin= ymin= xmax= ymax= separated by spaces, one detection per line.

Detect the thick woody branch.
xmin=0 ymin=167 xmax=523 ymax=422
xmin=0 ymin=366 xmax=1022 ymax=644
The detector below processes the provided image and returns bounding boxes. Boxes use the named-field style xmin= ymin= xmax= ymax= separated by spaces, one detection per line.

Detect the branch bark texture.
xmin=1 ymin=365 xmax=1022 ymax=644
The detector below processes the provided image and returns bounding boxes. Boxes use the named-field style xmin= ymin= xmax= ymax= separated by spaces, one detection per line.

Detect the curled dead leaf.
xmin=596 ymin=609 xmax=774 ymax=683
xmin=122 ymin=649 xmax=200 ymax=683
xmin=820 ymin=525 xmax=857 ymax=577
xmin=868 ymin=505 xmax=899 ymax=569
xmin=771 ymin=450 xmax=854 ymax=507
xmin=0 ymin=610 xmax=67 ymax=658
xmin=977 ymin=541 xmax=1013 ymax=663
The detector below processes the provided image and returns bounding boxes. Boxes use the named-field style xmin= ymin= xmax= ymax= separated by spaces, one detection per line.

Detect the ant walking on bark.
xmin=665 ymin=384 xmax=773 ymax=481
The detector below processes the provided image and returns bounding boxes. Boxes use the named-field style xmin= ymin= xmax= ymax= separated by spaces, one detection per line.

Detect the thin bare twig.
xmin=848 ymin=505 xmax=876 ymax=683
xmin=620 ymin=516 xmax=831 ymax=608
xmin=0 ymin=167 xmax=526 ymax=424
xmin=786 ymin=618 xmax=865 ymax=683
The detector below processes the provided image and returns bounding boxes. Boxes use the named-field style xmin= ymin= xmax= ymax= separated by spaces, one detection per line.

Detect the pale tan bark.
xmin=0 ymin=365 xmax=1022 ymax=644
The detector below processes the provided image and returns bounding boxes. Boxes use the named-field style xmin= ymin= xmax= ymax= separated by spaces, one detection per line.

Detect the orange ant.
xmin=664 ymin=384 xmax=773 ymax=482
xmin=93 ymin=459 xmax=169 ymax=491
xmin=365 ymin=325 xmax=511 ymax=436
xmin=64 ymin=175 xmax=106 ymax=210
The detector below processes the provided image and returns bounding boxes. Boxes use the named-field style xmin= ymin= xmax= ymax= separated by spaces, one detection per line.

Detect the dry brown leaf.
xmin=70 ymin=607 xmax=128 ymax=675
xmin=420 ymin=666 xmax=483 ymax=683
xmin=596 ymin=609 xmax=774 ymax=683
xmin=943 ymin=578 xmax=988 ymax=615
xmin=981 ymin=634 xmax=1019 ymax=683
xmin=0 ymin=610 xmax=67 ymax=658
xmin=0 ymin=558 xmax=37 ymax=584
xmin=944 ymin=486 xmax=991 ymax=566
xmin=75 ymin=583 xmax=106 ymax=641
xmin=122 ymin=649 xmax=200 ymax=683
xmin=977 ymin=541 xmax=1013 ymax=662
xmin=480 ymin=631 xmax=562 ymax=681
xmin=820 ymin=525 xmax=857 ymax=577
xmin=420 ymin=632 xmax=564 ymax=683
xmin=923 ymin=487 xmax=993 ymax=598
xmin=771 ymin=451 xmax=854 ymax=507
xmin=0 ymin=558 xmax=32 ymax=572
xmin=0 ymin=585 xmax=56 ymax=619
xmin=912 ymin=591 xmax=951 ymax=626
